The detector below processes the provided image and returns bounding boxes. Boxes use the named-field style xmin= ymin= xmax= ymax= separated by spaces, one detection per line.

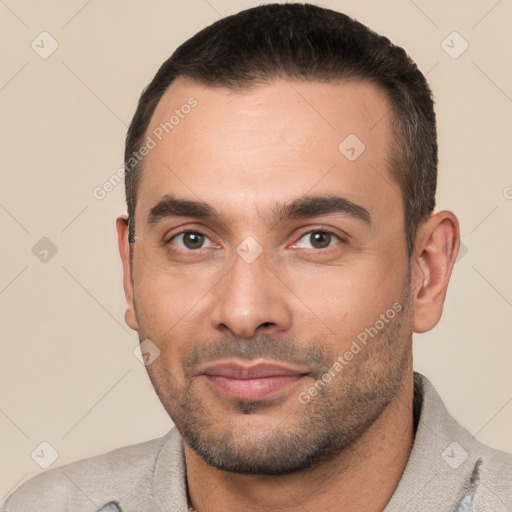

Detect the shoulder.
xmin=471 ymin=442 xmax=512 ymax=511
xmin=2 ymin=430 xmax=175 ymax=512
xmin=415 ymin=373 xmax=512 ymax=511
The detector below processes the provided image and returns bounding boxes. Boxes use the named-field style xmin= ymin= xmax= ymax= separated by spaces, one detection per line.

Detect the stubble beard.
xmin=142 ymin=283 xmax=413 ymax=476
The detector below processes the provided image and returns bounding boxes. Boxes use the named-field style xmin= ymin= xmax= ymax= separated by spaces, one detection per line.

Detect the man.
xmin=3 ymin=3 xmax=511 ymax=511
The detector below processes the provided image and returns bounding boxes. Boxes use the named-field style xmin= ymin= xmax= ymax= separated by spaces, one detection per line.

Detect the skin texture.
xmin=116 ymin=77 xmax=460 ymax=511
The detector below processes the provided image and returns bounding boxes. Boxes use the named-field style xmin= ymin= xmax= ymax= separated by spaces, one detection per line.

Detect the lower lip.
xmin=204 ymin=374 xmax=304 ymax=400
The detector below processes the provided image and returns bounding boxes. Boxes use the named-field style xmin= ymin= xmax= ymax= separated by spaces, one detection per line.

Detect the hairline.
xmin=128 ymin=75 xmax=415 ymax=253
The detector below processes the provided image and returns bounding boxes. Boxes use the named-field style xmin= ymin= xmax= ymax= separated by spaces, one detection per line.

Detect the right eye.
xmin=167 ymin=231 xmax=215 ymax=251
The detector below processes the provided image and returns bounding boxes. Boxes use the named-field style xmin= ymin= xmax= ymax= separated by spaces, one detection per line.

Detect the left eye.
xmin=293 ymin=231 xmax=341 ymax=250
xmin=169 ymin=231 xmax=214 ymax=250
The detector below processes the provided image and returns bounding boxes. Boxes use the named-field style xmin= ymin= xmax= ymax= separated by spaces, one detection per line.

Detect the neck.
xmin=185 ymin=371 xmax=415 ymax=512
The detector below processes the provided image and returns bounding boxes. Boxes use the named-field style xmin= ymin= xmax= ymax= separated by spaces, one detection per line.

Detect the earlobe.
xmin=412 ymin=211 xmax=460 ymax=333
xmin=116 ymin=215 xmax=139 ymax=331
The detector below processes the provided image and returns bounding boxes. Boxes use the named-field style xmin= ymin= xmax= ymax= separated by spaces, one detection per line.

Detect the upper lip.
xmin=198 ymin=359 xmax=308 ymax=379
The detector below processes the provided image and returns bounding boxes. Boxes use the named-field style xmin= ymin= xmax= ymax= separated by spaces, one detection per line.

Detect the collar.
xmin=114 ymin=372 xmax=483 ymax=511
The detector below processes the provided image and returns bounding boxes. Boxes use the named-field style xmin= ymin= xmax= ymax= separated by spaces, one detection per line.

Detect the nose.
xmin=209 ymin=245 xmax=292 ymax=339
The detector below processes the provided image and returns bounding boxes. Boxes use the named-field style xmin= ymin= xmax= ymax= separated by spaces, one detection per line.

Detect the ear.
xmin=411 ymin=210 xmax=460 ymax=333
xmin=116 ymin=214 xmax=138 ymax=331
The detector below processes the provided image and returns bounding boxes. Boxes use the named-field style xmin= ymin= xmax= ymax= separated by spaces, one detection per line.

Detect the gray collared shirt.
xmin=3 ymin=373 xmax=511 ymax=511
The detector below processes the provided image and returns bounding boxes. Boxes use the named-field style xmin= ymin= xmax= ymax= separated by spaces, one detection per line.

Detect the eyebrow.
xmin=147 ymin=193 xmax=371 ymax=227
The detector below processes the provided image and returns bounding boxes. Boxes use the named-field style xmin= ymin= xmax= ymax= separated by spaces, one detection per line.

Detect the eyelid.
xmin=166 ymin=230 xmax=218 ymax=250
xmin=288 ymin=229 xmax=345 ymax=250
xmin=164 ymin=224 xmax=214 ymax=243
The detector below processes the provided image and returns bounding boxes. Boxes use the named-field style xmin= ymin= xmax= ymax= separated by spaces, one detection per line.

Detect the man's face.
xmin=127 ymin=77 xmax=414 ymax=474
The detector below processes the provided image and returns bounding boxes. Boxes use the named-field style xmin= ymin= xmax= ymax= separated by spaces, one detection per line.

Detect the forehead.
xmin=136 ymin=76 xmax=400 ymax=226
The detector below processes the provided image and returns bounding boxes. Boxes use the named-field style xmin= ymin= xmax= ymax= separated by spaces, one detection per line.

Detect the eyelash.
xmin=289 ymin=230 xmax=343 ymax=251
xmin=165 ymin=229 xmax=344 ymax=253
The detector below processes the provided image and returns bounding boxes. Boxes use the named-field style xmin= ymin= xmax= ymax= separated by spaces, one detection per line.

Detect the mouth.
xmin=198 ymin=359 xmax=309 ymax=401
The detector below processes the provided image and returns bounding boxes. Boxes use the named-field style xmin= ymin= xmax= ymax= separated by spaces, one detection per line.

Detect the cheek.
xmin=145 ymin=357 xmax=185 ymax=417
xmin=282 ymin=257 xmax=407 ymax=341
xmin=131 ymin=280 xmax=194 ymax=377
xmin=132 ymin=257 xmax=215 ymax=330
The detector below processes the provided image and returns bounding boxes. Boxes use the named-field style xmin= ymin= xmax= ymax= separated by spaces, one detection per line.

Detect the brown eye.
xmin=309 ymin=231 xmax=332 ymax=249
xmin=295 ymin=230 xmax=340 ymax=250
xmin=169 ymin=231 xmax=211 ymax=250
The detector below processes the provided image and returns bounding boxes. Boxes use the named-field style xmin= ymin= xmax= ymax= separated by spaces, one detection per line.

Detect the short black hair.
xmin=125 ymin=3 xmax=437 ymax=256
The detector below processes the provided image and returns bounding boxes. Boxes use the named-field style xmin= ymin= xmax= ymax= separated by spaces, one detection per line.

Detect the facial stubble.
xmin=140 ymin=277 xmax=413 ymax=476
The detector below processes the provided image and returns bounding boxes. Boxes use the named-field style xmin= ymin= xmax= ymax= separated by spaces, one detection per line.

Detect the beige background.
xmin=1 ymin=0 xmax=511 ymax=500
